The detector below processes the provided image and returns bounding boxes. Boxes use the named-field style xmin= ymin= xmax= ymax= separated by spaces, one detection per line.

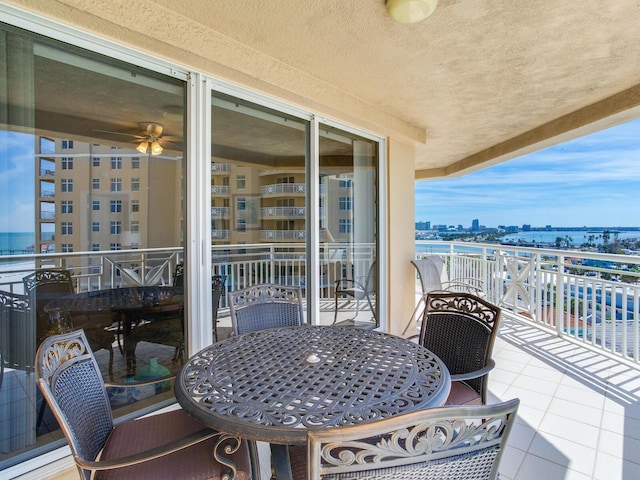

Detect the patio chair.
xmin=412 ymin=256 xmax=484 ymax=296
xmin=332 ymin=260 xmax=377 ymax=328
xmin=417 ymin=291 xmax=501 ymax=405
xmin=35 ymin=329 xmax=252 ymax=480
xmin=403 ymin=257 xmax=485 ymax=335
xmin=288 ymin=398 xmax=519 ymax=480
xmin=228 ymin=284 xmax=304 ymax=335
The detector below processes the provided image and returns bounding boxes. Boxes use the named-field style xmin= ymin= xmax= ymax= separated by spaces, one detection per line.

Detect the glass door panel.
xmin=0 ymin=23 xmax=185 ymax=465
xmin=211 ymin=91 xmax=309 ymax=334
xmin=319 ymin=124 xmax=378 ymax=327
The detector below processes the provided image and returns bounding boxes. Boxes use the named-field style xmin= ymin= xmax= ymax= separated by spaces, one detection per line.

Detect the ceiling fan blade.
xmin=93 ymin=128 xmax=145 ymax=139
xmin=161 ymin=135 xmax=183 ymax=142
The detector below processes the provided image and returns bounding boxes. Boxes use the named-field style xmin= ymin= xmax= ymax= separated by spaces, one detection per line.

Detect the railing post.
xmin=556 ymin=254 xmax=565 ymax=336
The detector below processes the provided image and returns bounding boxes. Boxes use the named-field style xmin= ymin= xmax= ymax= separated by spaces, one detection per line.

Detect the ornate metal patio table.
xmin=175 ymin=325 xmax=451 ymax=479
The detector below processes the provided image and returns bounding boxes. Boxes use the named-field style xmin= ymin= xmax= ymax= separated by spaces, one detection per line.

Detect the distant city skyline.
xmin=415 ymin=118 xmax=640 ymax=229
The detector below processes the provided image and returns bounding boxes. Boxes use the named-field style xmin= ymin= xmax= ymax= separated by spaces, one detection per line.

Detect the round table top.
xmin=175 ymin=325 xmax=451 ymax=445
xmin=45 ymin=286 xmax=184 ymax=313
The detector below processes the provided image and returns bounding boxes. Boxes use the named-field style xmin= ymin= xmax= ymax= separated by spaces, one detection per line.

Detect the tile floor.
xmin=490 ymin=314 xmax=640 ymax=480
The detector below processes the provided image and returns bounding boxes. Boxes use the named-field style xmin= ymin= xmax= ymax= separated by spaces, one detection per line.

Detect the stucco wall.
xmin=386 ymin=138 xmax=416 ymax=336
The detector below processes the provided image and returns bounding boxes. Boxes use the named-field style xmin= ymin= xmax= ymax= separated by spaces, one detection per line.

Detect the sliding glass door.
xmin=210 ymin=91 xmax=309 ymax=329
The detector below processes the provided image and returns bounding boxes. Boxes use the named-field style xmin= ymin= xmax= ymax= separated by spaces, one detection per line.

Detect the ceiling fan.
xmin=94 ymin=122 xmax=181 ymax=155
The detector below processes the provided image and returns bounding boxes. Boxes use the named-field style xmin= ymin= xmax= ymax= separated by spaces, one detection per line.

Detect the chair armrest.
xmin=75 ymin=428 xmax=219 ymax=471
xmin=450 ymin=359 xmax=495 ymax=382
xmin=335 ymin=279 xmax=366 ymax=292
xmin=442 ymin=277 xmax=484 ymax=294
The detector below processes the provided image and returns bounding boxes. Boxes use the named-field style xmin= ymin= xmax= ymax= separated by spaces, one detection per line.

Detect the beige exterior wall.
xmin=386 ymin=138 xmax=417 ymax=336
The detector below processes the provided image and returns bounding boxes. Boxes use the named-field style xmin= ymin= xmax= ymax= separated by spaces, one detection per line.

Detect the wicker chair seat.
xmin=96 ymin=409 xmax=251 ymax=480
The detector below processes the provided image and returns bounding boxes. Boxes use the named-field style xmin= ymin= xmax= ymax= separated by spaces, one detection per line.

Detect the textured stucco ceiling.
xmin=6 ymin=0 xmax=640 ymax=178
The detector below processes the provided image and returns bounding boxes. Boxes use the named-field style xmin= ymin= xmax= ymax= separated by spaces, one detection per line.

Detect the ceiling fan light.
xmin=387 ymin=0 xmax=438 ymax=23
xmin=136 ymin=141 xmax=149 ymax=154
xmin=150 ymin=141 xmax=163 ymax=155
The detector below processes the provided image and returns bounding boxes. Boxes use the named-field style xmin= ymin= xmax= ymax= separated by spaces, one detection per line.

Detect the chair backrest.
xmin=228 ymin=284 xmax=304 ymax=335
xmin=35 ymin=330 xmax=114 ymax=480
xmin=411 ymin=256 xmax=445 ymax=295
xmin=419 ymin=291 xmax=501 ymax=401
xmin=173 ymin=263 xmax=185 ymax=287
xmin=23 ymin=269 xmax=74 ymax=344
xmin=0 ymin=290 xmax=34 ymax=372
xmin=211 ymin=274 xmax=226 ymax=324
xmin=308 ymin=398 xmax=519 ymax=480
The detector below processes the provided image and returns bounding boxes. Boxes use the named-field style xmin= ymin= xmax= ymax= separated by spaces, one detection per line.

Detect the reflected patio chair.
xmin=36 ymin=329 xmax=252 ymax=480
xmin=23 ymin=269 xmax=114 ymax=378
xmin=126 ymin=266 xmax=226 ymax=370
xmin=332 ymin=260 xmax=377 ymax=328
xmin=0 ymin=290 xmax=34 ymax=373
xmin=417 ymin=291 xmax=501 ymax=405
xmin=228 ymin=284 xmax=304 ymax=335
xmin=289 ymin=398 xmax=519 ymax=480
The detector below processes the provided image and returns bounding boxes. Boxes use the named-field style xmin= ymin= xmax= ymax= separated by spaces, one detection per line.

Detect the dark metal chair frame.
xmin=417 ymin=291 xmax=501 ymax=405
xmin=332 ymin=260 xmax=377 ymax=328
xmin=35 ymin=329 xmax=253 ymax=480
xmin=289 ymin=398 xmax=519 ymax=480
xmin=228 ymin=283 xmax=304 ymax=336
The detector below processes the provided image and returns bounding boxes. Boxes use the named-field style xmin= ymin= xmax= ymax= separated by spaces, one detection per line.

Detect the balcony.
xmin=210 ymin=185 xmax=229 ymax=196
xmin=210 ymin=163 xmax=230 ymax=174
xmin=259 ymin=229 xmax=305 ymax=241
xmin=210 ymin=206 xmax=230 ymax=218
xmin=260 ymin=206 xmax=305 ymax=218
xmin=259 ymin=183 xmax=305 ymax=197
xmin=3 ymin=242 xmax=640 ymax=479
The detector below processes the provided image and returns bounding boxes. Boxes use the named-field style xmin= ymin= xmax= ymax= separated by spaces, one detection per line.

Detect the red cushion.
xmin=444 ymin=381 xmax=482 ymax=406
xmin=96 ymin=409 xmax=251 ymax=480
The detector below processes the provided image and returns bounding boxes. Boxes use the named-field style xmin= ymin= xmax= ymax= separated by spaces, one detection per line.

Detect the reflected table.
xmin=46 ymin=286 xmax=184 ymax=375
xmin=175 ymin=325 xmax=451 ymax=479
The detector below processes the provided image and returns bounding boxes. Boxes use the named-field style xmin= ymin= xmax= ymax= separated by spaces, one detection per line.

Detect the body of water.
xmin=499 ymin=230 xmax=639 ymax=245
xmin=0 ymin=232 xmax=35 ymax=254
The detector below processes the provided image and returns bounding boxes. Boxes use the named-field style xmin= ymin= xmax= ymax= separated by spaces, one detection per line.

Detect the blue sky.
xmin=0 ymin=130 xmax=35 ymax=232
xmin=415 ymin=118 xmax=640 ymax=229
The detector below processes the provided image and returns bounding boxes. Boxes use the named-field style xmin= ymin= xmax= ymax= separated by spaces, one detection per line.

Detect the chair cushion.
xmin=288 ymin=444 xmax=308 ymax=480
xmin=444 ymin=381 xmax=482 ymax=406
xmin=96 ymin=409 xmax=251 ymax=480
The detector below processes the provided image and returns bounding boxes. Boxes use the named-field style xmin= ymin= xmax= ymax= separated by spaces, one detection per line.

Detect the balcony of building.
xmin=260 ymin=206 xmax=306 ymax=219
xmin=210 ymin=163 xmax=230 ymax=174
xmin=210 ymin=206 xmax=230 ymax=219
xmin=210 ymin=185 xmax=230 ymax=196
xmin=259 ymin=183 xmax=305 ymax=197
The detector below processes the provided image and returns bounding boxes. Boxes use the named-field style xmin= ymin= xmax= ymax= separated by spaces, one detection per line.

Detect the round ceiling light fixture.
xmin=387 ymin=0 xmax=438 ymax=23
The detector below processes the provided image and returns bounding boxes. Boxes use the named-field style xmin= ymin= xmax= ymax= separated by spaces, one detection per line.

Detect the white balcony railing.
xmin=1 ymin=241 xmax=638 ymax=363
xmin=210 ymin=163 xmax=230 ymax=173
xmin=260 ymin=183 xmax=305 ymax=196
xmin=210 ymin=185 xmax=230 ymax=196
xmin=211 ymin=207 xmax=230 ymax=218
xmin=260 ymin=230 xmax=305 ymax=241
xmin=416 ymin=241 xmax=640 ymax=363
xmin=260 ymin=206 xmax=305 ymax=217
